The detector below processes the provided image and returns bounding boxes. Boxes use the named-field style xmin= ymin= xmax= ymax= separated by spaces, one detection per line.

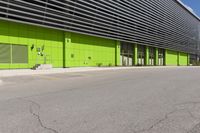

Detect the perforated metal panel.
xmin=0 ymin=44 xmax=11 ymax=63
xmin=12 ymin=45 xmax=28 ymax=63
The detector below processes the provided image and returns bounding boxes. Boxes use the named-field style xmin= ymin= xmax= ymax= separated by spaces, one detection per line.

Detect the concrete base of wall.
xmin=33 ymin=64 xmax=53 ymax=70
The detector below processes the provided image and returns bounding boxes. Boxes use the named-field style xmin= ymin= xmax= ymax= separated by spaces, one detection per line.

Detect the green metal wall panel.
xmin=177 ymin=52 xmax=180 ymax=66
xmin=145 ymin=46 xmax=149 ymax=65
xmin=134 ymin=44 xmax=138 ymax=65
xmin=165 ymin=50 xmax=178 ymax=65
xmin=0 ymin=20 xmax=64 ymax=69
xmin=179 ymin=52 xmax=188 ymax=66
xmin=155 ymin=48 xmax=158 ymax=66
xmin=187 ymin=54 xmax=190 ymax=65
xmin=115 ymin=41 xmax=121 ymax=66
xmin=65 ymin=33 xmax=116 ymax=67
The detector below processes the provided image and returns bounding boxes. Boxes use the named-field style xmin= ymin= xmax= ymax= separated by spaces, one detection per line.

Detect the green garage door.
xmin=166 ymin=50 xmax=178 ymax=65
xmin=12 ymin=45 xmax=28 ymax=63
xmin=179 ymin=52 xmax=188 ymax=66
xmin=0 ymin=44 xmax=28 ymax=64
xmin=0 ymin=44 xmax=11 ymax=63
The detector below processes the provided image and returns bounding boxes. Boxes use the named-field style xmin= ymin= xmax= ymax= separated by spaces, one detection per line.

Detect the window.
xmin=0 ymin=44 xmax=28 ymax=64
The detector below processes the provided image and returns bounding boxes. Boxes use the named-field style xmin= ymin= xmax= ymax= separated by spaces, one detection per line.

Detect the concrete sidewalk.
xmin=0 ymin=66 xmax=199 ymax=85
xmin=0 ymin=66 xmax=198 ymax=78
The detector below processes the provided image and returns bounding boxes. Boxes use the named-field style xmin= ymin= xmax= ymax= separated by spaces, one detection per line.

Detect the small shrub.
xmin=97 ymin=63 xmax=103 ymax=67
xmin=108 ymin=63 xmax=112 ymax=67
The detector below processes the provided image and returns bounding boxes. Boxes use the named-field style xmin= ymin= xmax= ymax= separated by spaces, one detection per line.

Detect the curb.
xmin=0 ymin=66 xmax=199 ymax=78
xmin=0 ymin=80 xmax=2 ymax=85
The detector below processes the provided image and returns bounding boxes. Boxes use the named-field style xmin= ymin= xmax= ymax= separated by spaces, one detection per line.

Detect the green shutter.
xmin=0 ymin=44 xmax=11 ymax=63
xmin=12 ymin=45 xmax=28 ymax=63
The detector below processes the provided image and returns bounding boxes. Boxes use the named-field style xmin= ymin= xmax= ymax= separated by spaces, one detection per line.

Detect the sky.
xmin=179 ymin=0 xmax=200 ymax=18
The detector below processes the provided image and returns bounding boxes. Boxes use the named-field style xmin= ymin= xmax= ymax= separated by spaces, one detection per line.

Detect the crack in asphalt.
xmin=188 ymin=122 xmax=200 ymax=133
xmin=28 ymin=100 xmax=59 ymax=133
xmin=178 ymin=101 xmax=200 ymax=133
xmin=133 ymin=109 xmax=184 ymax=133
xmin=18 ymin=99 xmax=200 ymax=133
xmin=133 ymin=101 xmax=200 ymax=133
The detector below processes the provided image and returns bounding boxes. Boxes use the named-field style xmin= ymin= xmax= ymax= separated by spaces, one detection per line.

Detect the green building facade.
xmin=0 ymin=20 xmax=190 ymax=69
xmin=0 ymin=0 xmax=199 ymax=69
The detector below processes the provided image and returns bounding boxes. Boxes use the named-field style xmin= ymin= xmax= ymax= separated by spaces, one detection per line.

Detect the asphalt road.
xmin=0 ymin=67 xmax=200 ymax=133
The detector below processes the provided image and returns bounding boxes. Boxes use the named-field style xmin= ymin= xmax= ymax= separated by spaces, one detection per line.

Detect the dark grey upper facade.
xmin=0 ymin=0 xmax=199 ymax=55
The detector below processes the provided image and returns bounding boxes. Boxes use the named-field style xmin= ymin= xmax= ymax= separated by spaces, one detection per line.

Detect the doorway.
xmin=149 ymin=47 xmax=155 ymax=66
xmin=120 ymin=42 xmax=133 ymax=66
xmin=137 ymin=45 xmax=145 ymax=66
xmin=158 ymin=48 xmax=165 ymax=66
